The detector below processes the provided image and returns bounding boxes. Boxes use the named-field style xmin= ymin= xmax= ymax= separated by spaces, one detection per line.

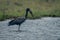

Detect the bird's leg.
xmin=18 ymin=25 xmax=20 ymax=31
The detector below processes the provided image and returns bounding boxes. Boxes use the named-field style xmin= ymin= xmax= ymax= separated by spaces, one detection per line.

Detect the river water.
xmin=0 ymin=17 xmax=60 ymax=40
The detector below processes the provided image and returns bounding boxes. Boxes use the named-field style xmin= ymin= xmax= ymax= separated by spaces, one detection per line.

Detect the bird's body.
xmin=9 ymin=18 xmax=26 ymax=25
xmin=8 ymin=8 xmax=33 ymax=31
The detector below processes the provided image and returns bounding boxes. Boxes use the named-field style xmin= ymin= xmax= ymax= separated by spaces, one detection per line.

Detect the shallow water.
xmin=0 ymin=17 xmax=60 ymax=40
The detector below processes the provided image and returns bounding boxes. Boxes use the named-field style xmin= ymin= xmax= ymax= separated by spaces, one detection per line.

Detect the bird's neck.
xmin=25 ymin=11 xmax=28 ymax=19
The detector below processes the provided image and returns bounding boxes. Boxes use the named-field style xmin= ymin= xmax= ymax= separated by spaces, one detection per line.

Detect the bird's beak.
xmin=29 ymin=10 xmax=34 ymax=17
xmin=31 ymin=13 xmax=34 ymax=17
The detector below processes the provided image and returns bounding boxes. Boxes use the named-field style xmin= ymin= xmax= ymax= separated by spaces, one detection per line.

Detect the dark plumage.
xmin=8 ymin=8 xmax=33 ymax=31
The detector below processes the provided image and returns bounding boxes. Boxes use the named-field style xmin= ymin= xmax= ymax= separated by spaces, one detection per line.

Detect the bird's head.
xmin=25 ymin=8 xmax=34 ymax=18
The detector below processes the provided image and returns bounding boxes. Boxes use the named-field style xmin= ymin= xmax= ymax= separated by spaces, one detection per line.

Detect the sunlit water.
xmin=0 ymin=17 xmax=60 ymax=40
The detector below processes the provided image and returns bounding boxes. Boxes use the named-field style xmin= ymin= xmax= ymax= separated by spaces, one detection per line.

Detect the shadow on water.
xmin=8 ymin=30 xmax=32 ymax=33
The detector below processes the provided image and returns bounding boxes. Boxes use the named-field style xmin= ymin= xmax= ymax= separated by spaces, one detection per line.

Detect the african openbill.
xmin=8 ymin=8 xmax=33 ymax=31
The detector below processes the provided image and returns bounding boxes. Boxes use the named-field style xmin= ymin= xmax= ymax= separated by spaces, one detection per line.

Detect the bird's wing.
xmin=13 ymin=18 xmax=26 ymax=24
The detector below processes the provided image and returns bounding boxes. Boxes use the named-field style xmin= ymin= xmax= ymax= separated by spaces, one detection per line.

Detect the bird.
xmin=8 ymin=8 xmax=34 ymax=31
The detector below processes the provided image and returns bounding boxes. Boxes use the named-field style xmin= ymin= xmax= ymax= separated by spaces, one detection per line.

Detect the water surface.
xmin=0 ymin=17 xmax=60 ymax=40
